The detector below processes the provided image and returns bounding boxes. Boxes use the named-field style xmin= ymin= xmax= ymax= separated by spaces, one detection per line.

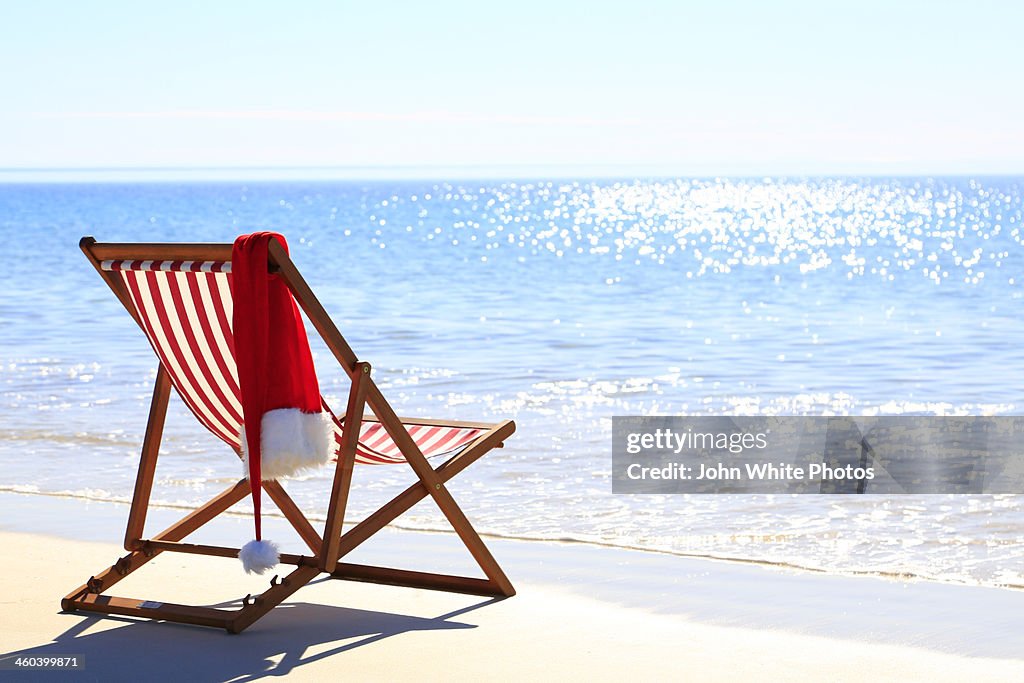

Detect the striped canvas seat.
xmin=101 ymin=259 xmax=483 ymax=465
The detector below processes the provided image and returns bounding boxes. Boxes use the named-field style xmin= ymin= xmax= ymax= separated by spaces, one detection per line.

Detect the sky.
xmin=1 ymin=0 xmax=1022 ymax=177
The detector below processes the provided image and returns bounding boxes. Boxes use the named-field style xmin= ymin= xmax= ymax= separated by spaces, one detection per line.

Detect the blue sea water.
xmin=1 ymin=176 xmax=1022 ymax=586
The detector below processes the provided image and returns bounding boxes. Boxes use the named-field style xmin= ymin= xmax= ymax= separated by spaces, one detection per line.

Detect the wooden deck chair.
xmin=63 ymin=236 xmax=516 ymax=633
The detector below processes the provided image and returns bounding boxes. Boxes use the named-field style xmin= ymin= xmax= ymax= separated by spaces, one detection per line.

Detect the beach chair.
xmin=62 ymin=236 xmax=515 ymax=633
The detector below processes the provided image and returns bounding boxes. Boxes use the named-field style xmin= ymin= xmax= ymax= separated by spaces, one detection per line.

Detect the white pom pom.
xmin=239 ymin=539 xmax=280 ymax=574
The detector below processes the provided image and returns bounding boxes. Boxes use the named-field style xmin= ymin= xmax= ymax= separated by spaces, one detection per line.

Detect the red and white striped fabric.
xmin=102 ymin=259 xmax=483 ymax=465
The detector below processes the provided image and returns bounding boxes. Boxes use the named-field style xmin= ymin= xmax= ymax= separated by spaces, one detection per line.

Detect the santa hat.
xmin=232 ymin=232 xmax=334 ymax=574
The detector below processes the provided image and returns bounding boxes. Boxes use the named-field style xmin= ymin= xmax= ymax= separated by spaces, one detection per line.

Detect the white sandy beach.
xmin=1 ymin=492 xmax=1022 ymax=682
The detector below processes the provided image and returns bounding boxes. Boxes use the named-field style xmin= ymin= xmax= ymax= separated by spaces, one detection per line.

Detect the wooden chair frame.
xmin=63 ymin=237 xmax=515 ymax=633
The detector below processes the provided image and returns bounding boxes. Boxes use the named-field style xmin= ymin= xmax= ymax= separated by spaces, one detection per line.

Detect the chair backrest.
xmin=93 ymin=252 xmax=482 ymax=465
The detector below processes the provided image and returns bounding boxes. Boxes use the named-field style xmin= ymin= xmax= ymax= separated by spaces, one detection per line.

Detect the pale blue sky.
xmin=2 ymin=0 xmax=1022 ymax=176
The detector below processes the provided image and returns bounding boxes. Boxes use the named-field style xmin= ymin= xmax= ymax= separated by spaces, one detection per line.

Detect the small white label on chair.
xmin=137 ymin=601 xmax=163 ymax=609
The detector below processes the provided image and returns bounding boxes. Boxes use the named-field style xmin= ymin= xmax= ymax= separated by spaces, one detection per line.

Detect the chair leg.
xmin=124 ymin=364 xmax=172 ymax=550
xmin=319 ymin=362 xmax=368 ymax=570
xmin=419 ymin=483 xmax=515 ymax=596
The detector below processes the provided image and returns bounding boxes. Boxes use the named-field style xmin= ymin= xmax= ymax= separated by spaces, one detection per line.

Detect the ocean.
xmin=1 ymin=175 xmax=1022 ymax=586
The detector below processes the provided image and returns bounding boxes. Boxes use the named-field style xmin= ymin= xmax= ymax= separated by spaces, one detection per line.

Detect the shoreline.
xmin=2 ymin=487 xmax=1020 ymax=593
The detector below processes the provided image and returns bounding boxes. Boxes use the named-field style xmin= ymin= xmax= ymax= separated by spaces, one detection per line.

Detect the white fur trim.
xmin=240 ymin=409 xmax=334 ymax=480
xmin=239 ymin=539 xmax=280 ymax=574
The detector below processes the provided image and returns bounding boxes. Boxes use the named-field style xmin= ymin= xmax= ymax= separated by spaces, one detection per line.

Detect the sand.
xmin=0 ymin=492 xmax=1022 ymax=682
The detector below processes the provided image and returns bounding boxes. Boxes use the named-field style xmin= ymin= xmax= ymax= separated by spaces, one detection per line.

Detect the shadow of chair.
xmin=1 ymin=597 xmax=498 ymax=681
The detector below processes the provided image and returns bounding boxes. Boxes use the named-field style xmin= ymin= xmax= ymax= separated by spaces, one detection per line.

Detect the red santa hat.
xmin=232 ymin=232 xmax=334 ymax=574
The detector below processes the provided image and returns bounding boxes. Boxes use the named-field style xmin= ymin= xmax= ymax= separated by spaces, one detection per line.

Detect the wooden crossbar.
xmin=71 ymin=594 xmax=235 ymax=629
xmin=331 ymin=563 xmax=504 ymax=596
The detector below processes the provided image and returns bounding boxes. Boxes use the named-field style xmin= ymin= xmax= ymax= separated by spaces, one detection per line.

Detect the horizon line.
xmin=1 ymin=164 xmax=1022 ymax=183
